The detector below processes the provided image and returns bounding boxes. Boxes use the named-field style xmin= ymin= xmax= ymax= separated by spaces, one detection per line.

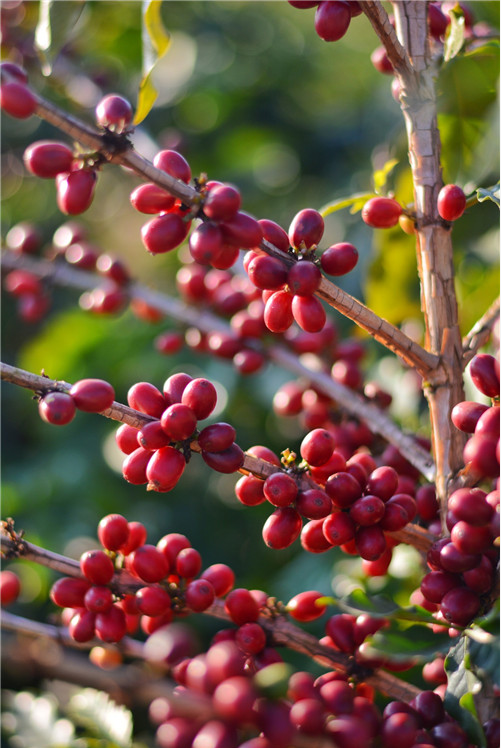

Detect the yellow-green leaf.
xmin=35 ymin=0 xmax=86 ymax=75
xmin=373 ymin=158 xmax=399 ymax=194
xmin=477 ymin=182 xmax=500 ymax=208
xmin=444 ymin=5 xmax=466 ymax=62
xmin=320 ymin=192 xmax=376 ymax=218
xmin=134 ymin=0 xmax=171 ymax=126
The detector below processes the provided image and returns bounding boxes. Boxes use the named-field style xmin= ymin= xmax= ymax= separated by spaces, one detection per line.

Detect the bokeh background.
xmin=1 ymin=1 xmax=499 ymax=741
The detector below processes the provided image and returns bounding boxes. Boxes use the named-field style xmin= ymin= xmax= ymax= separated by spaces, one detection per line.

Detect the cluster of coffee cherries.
xmin=37 ymin=378 xmax=115 ymax=426
xmin=235 ymin=430 xmax=419 ymax=568
xmin=288 ymin=1 xmax=363 ymax=43
xmin=412 ymin=352 xmax=500 ymax=628
xmin=114 ymin=374 xmax=244 ymax=493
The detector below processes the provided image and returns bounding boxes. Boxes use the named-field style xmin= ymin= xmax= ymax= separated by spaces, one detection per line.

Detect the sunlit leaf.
xmin=373 ymin=158 xmax=399 ymax=194
xmin=134 ymin=0 xmax=171 ymax=125
xmin=477 ymin=182 xmax=500 ymax=207
xmin=445 ymin=637 xmax=487 ymax=747
xmin=368 ymin=623 xmax=451 ymax=661
xmin=320 ymin=192 xmax=376 ymax=218
xmin=68 ymin=688 xmax=133 ymax=747
xmin=35 ymin=0 xmax=86 ymax=75
xmin=444 ymin=6 xmax=465 ymax=62
xmin=339 ymin=588 xmax=400 ymax=617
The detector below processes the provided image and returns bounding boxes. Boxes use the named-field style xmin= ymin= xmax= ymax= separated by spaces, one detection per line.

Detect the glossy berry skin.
xmin=97 ymin=514 xmax=130 ymax=551
xmin=314 ymin=1 xmax=352 ymax=42
xmin=440 ymin=587 xmax=481 ymax=627
xmin=130 ymin=544 xmax=169 ymax=583
xmin=220 ymin=211 xmax=263 ymax=249
xmin=0 ymin=570 xmax=21 ymax=605
xmin=127 ymin=381 xmax=167 ymax=418
xmin=289 ymin=208 xmax=324 ymax=248
xmin=200 ymin=564 xmax=235 ymax=597
xmin=181 ymin=378 xmax=217 ymax=420
xmin=437 ymin=184 xmax=466 ymax=222
xmin=56 ymin=169 xmax=97 ymax=215
xmin=130 ymin=182 xmax=176 ymax=214
xmin=24 ymin=140 xmax=74 ymax=178
xmin=95 ymin=605 xmax=127 ymax=643
xmin=263 ymin=472 xmax=298 ymax=507
xmin=122 ymin=447 xmax=152 ymax=485
xmin=204 ymin=184 xmax=241 ymax=222
xmin=69 ymin=378 xmax=115 ymax=412
xmin=198 ymin=423 xmax=236 ymax=453
xmin=146 ymin=446 xmax=186 ymax=492
xmin=451 ymin=401 xmax=489 ymax=432
xmin=287 ymin=261 xmax=321 ymax=296
xmin=137 ymin=422 xmax=171 ymax=451
xmin=154 ymin=149 xmax=192 ymax=183
xmin=247 ymin=254 xmax=288 ymax=290
xmin=202 ymin=443 xmax=245 ymax=473
xmin=287 ymin=590 xmax=327 ymax=621
xmin=185 ymin=579 xmax=215 ymax=612
xmin=362 ymin=197 xmax=402 ymax=228
xmin=262 ymin=506 xmax=302 ymax=549
xmin=38 ymin=392 xmax=76 ymax=426
xmin=141 ymin=213 xmax=190 ymax=254
xmin=69 ymin=610 xmax=96 ymax=642
xmin=50 ymin=577 xmax=91 ymax=608
xmin=264 ymin=289 xmax=294 ymax=333
xmin=84 ymin=585 xmax=113 ymax=613
xmin=301 ymin=428 xmax=335 ymax=467
xmin=160 ymin=403 xmax=197 ymax=441
xmin=0 ymin=81 xmax=37 ymax=118
xmin=292 ymin=294 xmax=326 ymax=333
xmin=224 ymin=588 xmax=260 ymax=625
xmin=469 ymin=354 xmax=500 ymax=398
xmin=80 ymin=549 xmax=115 ymax=585
xmin=95 ymin=94 xmax=133 ymax=132
xmin=320 ymin=243 xmax=358 ymax=276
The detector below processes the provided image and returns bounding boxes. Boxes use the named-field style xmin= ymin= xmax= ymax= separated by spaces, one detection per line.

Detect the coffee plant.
xmin=1 ymin=2 xmax=500 ymax=747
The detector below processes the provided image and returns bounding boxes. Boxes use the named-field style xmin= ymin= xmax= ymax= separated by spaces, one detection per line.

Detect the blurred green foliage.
xmin=1 ymin=1 xmax=499 ymax=735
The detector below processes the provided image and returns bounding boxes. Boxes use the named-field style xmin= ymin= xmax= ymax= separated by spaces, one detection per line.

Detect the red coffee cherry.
xmin=68 ymin=609 xmax=96 ymax=642
xmin=156 ymin=532 xmax=191 ymax=570
xmin=450 ymin=520 xmax=492 ymax=555
xmin=95 ymin=93 xmax=133 ymax=133
xmin=362 ymin=197 xmax=402 ymax=228
xmin=350 ymin=495 xmax=386 ymax=526
xmin=176 ymin=547 xmax=202 ymax=579
xmin=200 ymin=564 xmax=235 ymax=597
xmin=448 ymin=487 xmax=493 ymax=526
xmin=288 ymin=1 xmax=319 ymax=7
xmin=262 ymin=506 xmax=302 ymax=549
xmin=95 ymin=604 xmax=127 ymax=642
xmin=371 ymin=45 xmax=393 ymax=74
xmin=469 ymin=353 xmax=500 ymax=398
xmin=119 ymin=521 xmax=147 ymax=556
xmin=287 ymin=590 xmax=327 ymax=621
xmin=314 ymin=1 xmax=352 ymax=42
xmin=181 ymin=377 xmax=217 ymax=420
xmin=204 ymin=183 xmax=241 ymax=222
xmin=69 ymin=378 xmax=115 ymax=412
xmin=289 ymin=208 xmax=324 ymax=248
xmin=292 ymin=295 xmax=326 ymax=333
xmin=451 ymin=400 xmax=489 ymax=433
xmin=135 ymin=586 xmax=171 ymax=617
xmin=296 ymin=488 xmax=332 ymax=519
xmin=235 ymin=475 xmax=266 ymax=506
xmin=38 ymin=391 xmax=76 ymax=426
xmin=80 ymin=549 xmax=115 ymax=585
xmin=247 ymin=254 xmax=288 ymax=290
xmin=146 ymin=446 xmax=186 ymax=492
xmin=263 ymin=472 xmax=298 ymax=507
xmin=325 ymin=613 xmax=357 ymax=652
xmin=355 ymin=525 xmax=387 ymax=561
xmin=50 ymin=577 xmax=91 ymax=608
xmin=130 ymin=544 xmax=169 ymax=583
xmin=224 ymin=588 xmax=260 ymax=625
xmin=5 ymin=222 xmax=41 ymax=254
xmin=440 ymin=587 xmax=481 ymax=627
xmin=437 ymin=184 xmax=466 ymax=222
xmin=122 ymin=446 xmax=152 ymax=485
xmin=287 ymin=261 xmax=321 ymax=296
xmin=141 ymin=213 xmax=190 ymax=254
xmin=0 ymin=81 xmax=37 ymax=118
xmin=24 ymin=140 xmax=74 ymax=178
xmin=325 ymin=471 xmax=362 ymax=508
xmin=322 ymin=511 xmax=356 ymax=546
xmin=127 ymin=381 xmax=167 ymax=418
xmin=219 ymin=210 xmax=263 ymax=249
xmin=160 ymin=403 xmax=197 ymax=441
xmin=420 ymin=571 xmax=461 ymax=603
xmin=184 ymin=579 xmax=215 ymax=612
xmin=366 ymin=465 xmax=399 ymax=501
xmin=264 ymin=289 xmax=294 ymax=333
xmin=84 ymin=585 xmax=113 ymax=614
xmin=259 ymin=218 xmax=291 ymax=251
xmin=130 ymin=182 xmax=176 ymax=214
xmin=153 ymin=149 xmax=192 ymax=183
xmin=428 ymin=3 xmax=450 ymax=39
xmin=202 ymin=443 xmax=245 ymax=474
xmin=0 ymin=570 xmax=21 ymax=605
xmin=320 ymin=242 xmax=359 ymax=276
xmin=56 ymin=168 xmax=97 ymax=215
xmin=197 ymin=423 xmax=236 ymax=453
xmin=188 ymin=222 xmax=224 ymax=265
xmin=301 ymin=428 xmax=335 ymax=467
xmin=97 ymin=513 xmax=130 ymax=551
xmin=4 ymin=269 xmax=43 ymax=297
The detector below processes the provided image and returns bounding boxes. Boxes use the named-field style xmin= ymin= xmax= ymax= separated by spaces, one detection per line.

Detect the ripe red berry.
xmin=97 ymin=513 xmax=130 ymax=551
xmin=181 ymin=377 xmax=217 ymax=420
xmin=235 ymin=475 xmax=266 ymax=506
xmin=440 ymin=587 xmax=481 ymax=627
xmin=262 ymin=506 xmax=302 ymax=549
xmin=469 ymin=353 xmax=500 ymax=398
xmin=263 ymin=472 xmax=298 ymax=507
xmin=0 ymin=570 xmax=21 ymax=605
xmin=38 ymin=391 xmax=76 ymax=426
xmin=95 ymin=93 xmax=133 ymax=132
xmin=224 ymin=588 xmax=260 ymax=625
xmin=70 ymin=378 xmax=115 ymax=412
xmin=350 ymin=495 xmax=386 ymax=526
xmin=264 ymin=289 xmax=294 ymax=332
xmin=370 ymin=46 xmax=393 ymax=74
xmin=301 ymin=428 xmax=335 ymax=467
xmin=95 ymin=604 xmax=127 ymax=642
xmin=84 ymin=585 xmax=114 ymax=613
xmin=160 ymin=403 xmax=197 ymax=441
xmin=50 ymin=577 xmax=91 ymax=608
xmin=202 ymin=443 xmax=245 ymax=473
xmin=154 ymin=149 xmax=192 ymax=183
xmin=314 ymin=1 xmax=352 ymax=42
xmin=289 ymin=208 xmax=324 ymax=249
xmin=355 ymin=525 xmax=387 ymax=561
xmin=437 ymin=184 xmax=466 ymax=222
xmin=122 ymin=446 xmax=152 ymax=484
xmin=322 ymin=511 xmax=356 ymax=546
xmin=24 ymin=140 xmax=74 ymax=178
xmin=320 ymin=242 xmax=359 ymax=276
xmin=146 ymin=446 xmax=186 ymax=492
xmin=287 ymin=261 xmax=321 ymax=296
xmin=292 ymin=294 xmax=326 ymax=333
xmin=201 ymin=564 xmax=235 ymax=597
xmin=130 ymin=544 xmax=169 ymax=583
xmin=362 ymin=197 xmax=402 ymax=228
xmin=204 ymin=183 xmax=241 ymax=222
xmin=287 ymin=590 xmax=327 ymax=621
xmin=141 ymin=213 xmax=190 ymax=254
xmin=184 ymin=579 xmax=216 ymax=612
xmin=325 ymin=471 xmax=362 ymax=508
xmin=80 ymin=549 xmax=115 ymax=585
xmin=127 ymin=381 xmax=167 ymax=418
xmin=68 ymin=609 xmax=96 ymax=642
xmin=0 ymin=81 xmax=37 ymax=118
xmin=135 ymin=586 xmax=172 ymax=617
xmin=130 ymin=182 xmax=176 ymax=213
xmin=56 ymin=168 xmax=97 ymax=215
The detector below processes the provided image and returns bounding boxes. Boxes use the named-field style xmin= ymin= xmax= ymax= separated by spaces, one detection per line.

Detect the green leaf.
xmin=67 ymin=688 xmax=133 ymax=747
xmin=373 ymin=158 xmax=399 ymax=194
xmin=338 ymin=588 xmax=401 ymax=617
xmin=368 ymin=624 xmax=451 ymax=661
xmin=445 ymin=637 xmax=487 ymax=747
xmin=35 ymin=0 xmax=86 ymax=75
xmin=444 ymin=6 xmax=466 ymax=62
xmin=320 ymin=192 xmax=376 ymax=218
xmin=254 ymin=663 xmax=293 ymax=699
xmin=134 ymin=0 xmax=171 ymax=125
xmin=477 ymin=182 xmax=500 ymax=207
